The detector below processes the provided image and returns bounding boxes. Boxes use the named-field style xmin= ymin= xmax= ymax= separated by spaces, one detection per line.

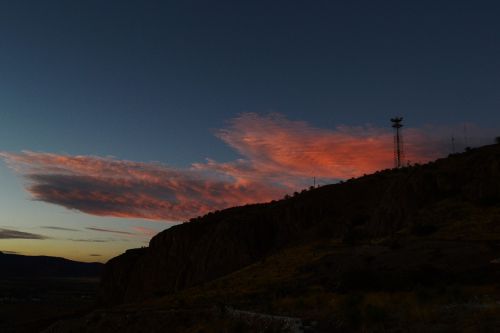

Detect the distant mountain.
xmin=0 ymin=252 xmax=103 ymax=277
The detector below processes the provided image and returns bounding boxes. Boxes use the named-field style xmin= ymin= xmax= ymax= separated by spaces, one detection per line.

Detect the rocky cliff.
xmin=99 ymin=144 xmax=500 ymax=305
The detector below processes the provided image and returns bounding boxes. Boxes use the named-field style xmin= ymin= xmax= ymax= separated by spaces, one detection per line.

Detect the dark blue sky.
xmin=1 ymin=0 xmax=499 ymax=164
xmin=1 ymin=0 xmax=500 ymax=261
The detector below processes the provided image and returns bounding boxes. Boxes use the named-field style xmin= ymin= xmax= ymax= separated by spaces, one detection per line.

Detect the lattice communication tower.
xmin=391 ymin=117 xmax=404 ymax=168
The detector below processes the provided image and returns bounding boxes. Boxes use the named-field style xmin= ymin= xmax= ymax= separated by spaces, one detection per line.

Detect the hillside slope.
xmin=48 ymin=223 xmax=500 ymax=332
xmin=100 ymin=144 xmax=500 ymax=306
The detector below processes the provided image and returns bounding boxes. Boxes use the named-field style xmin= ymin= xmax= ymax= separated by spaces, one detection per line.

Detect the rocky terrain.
xmin=46 ymin=144 xmax=500 ymax=332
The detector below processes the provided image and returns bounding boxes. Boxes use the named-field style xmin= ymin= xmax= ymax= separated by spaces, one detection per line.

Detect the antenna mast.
xmin=391 ymin=117 xmax=404 ymax=168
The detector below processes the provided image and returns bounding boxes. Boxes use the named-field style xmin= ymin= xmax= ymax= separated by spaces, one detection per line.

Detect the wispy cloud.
xmin=68 ymin=238 xmax=109 ymax=243
xmin=41 ymin=226 xmax=80 ymax=232
xmin=1 ymin=113 xmax=490 ymax=222
xmin=1 ymin=250 xmax=20 ymax=255
xmin=87 ymin=227 xmax=134 ymax=235
xmin=0 ymin=228 xmax=47 ymax=240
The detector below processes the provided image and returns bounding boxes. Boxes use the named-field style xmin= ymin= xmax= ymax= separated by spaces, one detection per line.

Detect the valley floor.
xmin=0 ymin=277 xmax=99 ymax=333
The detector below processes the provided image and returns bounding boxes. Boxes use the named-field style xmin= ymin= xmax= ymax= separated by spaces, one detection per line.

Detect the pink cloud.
xmin=131 ymin=226 xmax=160 ymax=237
xmin=197 ymin=113 xmax=450 ymax=184
xmin=2 ymin=113 xmax=487 ymax=222
xmin=0 ymin=151 xmax=282 ymax=222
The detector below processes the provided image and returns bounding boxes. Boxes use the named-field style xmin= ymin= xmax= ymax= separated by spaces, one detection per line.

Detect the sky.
xmin=0 ymin=0 xmax=499 ymax=262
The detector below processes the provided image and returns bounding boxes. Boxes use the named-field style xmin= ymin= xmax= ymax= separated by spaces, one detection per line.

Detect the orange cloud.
xmin=2 ymin=113 xmax=486 ymax=222
xmin=0 ymin=151 xmax=282 ymax=222
xmin=131 ymin=226 xmax=160 ymax=237
xmin=206 ymin=113 xmax=448 ymax=182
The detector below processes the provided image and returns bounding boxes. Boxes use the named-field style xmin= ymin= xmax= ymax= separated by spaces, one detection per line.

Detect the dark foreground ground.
xmin=44 ymin=238 xmax=500 ymax=332
xmin=0 ymin=277 xmax=99 ymax=333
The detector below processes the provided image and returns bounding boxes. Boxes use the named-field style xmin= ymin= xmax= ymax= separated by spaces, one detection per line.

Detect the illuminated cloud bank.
xmin=0 ymin=113 xmax=479 ymax=222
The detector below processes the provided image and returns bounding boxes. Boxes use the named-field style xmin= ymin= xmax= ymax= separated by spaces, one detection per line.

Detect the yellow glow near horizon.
xmin=0 ymin=238 xmax=144 ymax=263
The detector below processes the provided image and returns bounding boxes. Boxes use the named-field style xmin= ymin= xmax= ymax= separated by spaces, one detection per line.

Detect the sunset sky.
xmin=1 ymin=1 xmax=499 ymax=262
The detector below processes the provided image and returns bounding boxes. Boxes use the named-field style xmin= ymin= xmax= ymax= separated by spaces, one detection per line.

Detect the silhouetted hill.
xmin=0 ymin=252 xmax=103 ymax=277
xmin=99 ymin=144 xmax=500 ymax=306
xmin=45 ymin=144 xmax=500 ymax=332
